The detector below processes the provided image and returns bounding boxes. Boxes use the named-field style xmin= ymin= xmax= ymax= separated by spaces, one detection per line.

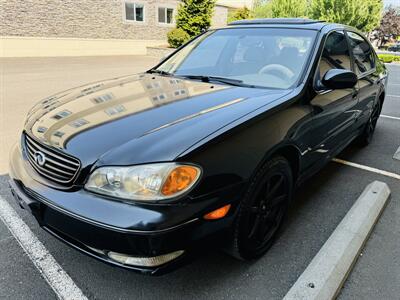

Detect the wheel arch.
xmin=272 ymin=145 xmax=301 ymax=183
xmin=378 ymin=91 xmax=385 ymax=112
xmin=255 ymin=143 xmax=302 ymax=185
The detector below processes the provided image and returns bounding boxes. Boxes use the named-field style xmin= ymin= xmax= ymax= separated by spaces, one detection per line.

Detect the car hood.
xmin=24 ymin=74 xmax=290 ymax=166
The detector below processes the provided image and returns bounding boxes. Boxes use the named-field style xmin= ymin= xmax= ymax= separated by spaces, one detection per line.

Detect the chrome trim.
xmin=26 ymin=142 xmax=76 ymax=171
xmin=26 ymin=135 xmax=79 ymax=166
xmin=25 ymin=134 xmax=81 ymax=185
xmin=26 ymin=148 xmax=75 ymax=176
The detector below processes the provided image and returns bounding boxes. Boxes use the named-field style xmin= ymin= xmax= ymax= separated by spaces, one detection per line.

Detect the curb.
xmin=283 ymin=181 xmax=391 ymax=300
xmin=394 ymin=146 xmax=400 ymax=161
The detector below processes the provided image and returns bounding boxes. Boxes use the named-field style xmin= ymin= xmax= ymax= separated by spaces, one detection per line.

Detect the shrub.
xmin=377 ymin=54 xmax=400 ymax=63
xmin=228 ymin=7 xmax=252 ymax=23
xmin=167 ymin=28 xmax=190 ymax=48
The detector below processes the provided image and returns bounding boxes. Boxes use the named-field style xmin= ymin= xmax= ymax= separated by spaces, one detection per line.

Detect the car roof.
xmin=228 ymin=18 xmax=331 ymax=31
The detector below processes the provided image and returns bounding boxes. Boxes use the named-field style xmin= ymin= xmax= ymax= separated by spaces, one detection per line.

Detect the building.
xmin=217 ymin=0 xmax=255 ymax=9
xmin=0 ymin=0 xmax=230 ymax=57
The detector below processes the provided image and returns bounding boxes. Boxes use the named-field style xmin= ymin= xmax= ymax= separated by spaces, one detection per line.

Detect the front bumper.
xmin=8 ymin=144 xmax=244 ymax=275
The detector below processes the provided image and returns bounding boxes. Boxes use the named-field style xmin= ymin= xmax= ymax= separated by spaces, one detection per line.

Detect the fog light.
xmin=107 ymin=250 xmax=185 ymax=267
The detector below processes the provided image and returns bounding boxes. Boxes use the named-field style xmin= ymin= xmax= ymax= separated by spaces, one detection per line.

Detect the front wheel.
xmin=227 ymin=156 xmax=293 ymax=260
xmin=357 ymin=100 xmax=381 ymax=146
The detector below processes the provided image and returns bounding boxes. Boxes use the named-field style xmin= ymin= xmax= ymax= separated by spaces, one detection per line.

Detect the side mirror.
xmin=321 ymin=69 xmax=357 ymax=90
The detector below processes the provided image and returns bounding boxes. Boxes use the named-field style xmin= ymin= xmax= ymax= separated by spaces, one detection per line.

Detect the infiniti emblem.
xmin=33 ymin=151 xmax=46 ymax=166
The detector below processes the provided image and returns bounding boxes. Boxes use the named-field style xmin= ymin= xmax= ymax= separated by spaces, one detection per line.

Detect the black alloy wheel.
xmin=228 ymin=156 xmax=293 ymax=260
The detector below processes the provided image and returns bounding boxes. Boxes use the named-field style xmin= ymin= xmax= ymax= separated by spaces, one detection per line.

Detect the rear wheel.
xmin=357 ymin=100 xmax=381 ymax=146
xmin=227 ymin=156 xmax=293 ymax=260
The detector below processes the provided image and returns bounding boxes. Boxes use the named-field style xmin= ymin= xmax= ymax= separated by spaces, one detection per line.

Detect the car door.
xmin=303 ymin=30 xmax=359 ymax=172
xmin=346 ymin=31 xmax=380 ymax=129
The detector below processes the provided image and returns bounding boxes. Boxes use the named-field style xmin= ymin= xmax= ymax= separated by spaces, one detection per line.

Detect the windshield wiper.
xmin=146 ymin=72 xmax=256 ymax=88
xmin=178 ymin=75 xmax=255 ymax=87
xmin=146 ymin=69 xmax=173 ymax=76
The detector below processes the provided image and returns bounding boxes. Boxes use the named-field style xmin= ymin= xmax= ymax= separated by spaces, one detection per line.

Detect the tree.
xmin=271 ymin=0 xmax=308 ymax=18
xmin=309 ymin=0 xmax=383 ymax=32
xmin=253 ymin=0 xmax=307 ymax=18
xmin=176 ymin=0 xmax=216 ymax=38
xmin=372 ymin=8 xmax=400 ymax=47
xmin=253 ymin=1 xmax=273 ymax=18
xmin=228 ymin=7 xmax=252 ymax=23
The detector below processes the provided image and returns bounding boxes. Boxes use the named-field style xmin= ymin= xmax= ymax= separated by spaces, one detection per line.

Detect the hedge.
xmin=167 ymin=28 xmax=190 ymax=48
xmin=378 ymin=54 xmax=400 ymax=63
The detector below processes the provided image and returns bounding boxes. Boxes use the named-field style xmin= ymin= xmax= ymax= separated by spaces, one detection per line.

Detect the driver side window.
xmin=318 ymin=31 xmax=352 ymax=80
xmin=347 ymin=31 xmax=375 ymax=75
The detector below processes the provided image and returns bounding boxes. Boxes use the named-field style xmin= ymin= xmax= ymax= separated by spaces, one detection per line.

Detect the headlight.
xmin=85 ymin=163 xmax=201 ymax=201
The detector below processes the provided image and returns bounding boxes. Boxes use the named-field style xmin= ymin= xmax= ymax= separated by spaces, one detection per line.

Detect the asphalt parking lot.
xmin=0 ymin=58 xmax=399 ymax=299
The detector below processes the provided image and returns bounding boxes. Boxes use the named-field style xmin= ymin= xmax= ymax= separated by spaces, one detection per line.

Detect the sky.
xmin=384 ymin=0 xmax=400 ymax=8
xmin=217 ymin=0 xmax=400 ymax=9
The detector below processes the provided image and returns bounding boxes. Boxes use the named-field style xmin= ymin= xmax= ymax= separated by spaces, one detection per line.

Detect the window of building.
xmin=124 ymin=2 xmax=144 ymax=22
xmin=52 ymin=110 xmax=72 ymax=120
xmin=53 ymin=131 xmax=65 ymax=138
xmin=158 ymin=7 xmax=174 ymax=24
xmin=169 ymin=79 xmax=181 ymax=84
xmin=92 ymin=93 xmax=113 ymax=104
xmin=69 ymin=118 xmax=89 ymax=128
xmin=174 ymin=89 xmax=186 ymax=96
xmin=37 ymin=127 xmax=47 ymax=133
xmin=105 ymin=105 xmax=126 ymax=116
xmin=317 ymin=31 xmax=352 ymax=80
xmin=347 ymin=31 xmax=375 ymax=75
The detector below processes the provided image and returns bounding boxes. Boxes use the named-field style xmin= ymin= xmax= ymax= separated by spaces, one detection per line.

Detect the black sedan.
xmin=387 ymin=44 xmax=400 ymax=52
xmin=9 ymin=18 xmax=387 ymax=275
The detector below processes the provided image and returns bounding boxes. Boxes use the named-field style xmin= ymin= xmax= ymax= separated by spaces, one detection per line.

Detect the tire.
xmin=357 ymin=100 xmax=381 ymax=146
xmin=226 ymin=156 xmax=293 ymax=260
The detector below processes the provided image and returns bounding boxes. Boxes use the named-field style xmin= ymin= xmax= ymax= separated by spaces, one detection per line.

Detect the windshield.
xmin=156 ymin=28 xmax=317 ymax=89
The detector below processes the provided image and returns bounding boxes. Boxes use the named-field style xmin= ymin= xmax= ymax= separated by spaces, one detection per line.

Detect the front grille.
xmin=24 ymin=134 xmax=81 ymax=185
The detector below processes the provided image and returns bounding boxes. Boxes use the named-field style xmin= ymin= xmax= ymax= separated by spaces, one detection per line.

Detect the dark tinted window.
xmin=318 ymin=31 xmax=351 ymax=79
xmin=347 ymin=32 xmax=375 ymax=74
xmin=125 ymin=2 xmax=144 ymax=22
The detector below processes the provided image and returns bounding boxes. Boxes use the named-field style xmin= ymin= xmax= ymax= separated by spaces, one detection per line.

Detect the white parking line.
xmin=333 ymin=158 xmax=400 ymax=180
xmin=381 ymin=114 xmax=400 ymax=121
xmin=387 ymin=94 xmax=400 ymax=98
xmin=0 ymin=196 xmax=88 ymax=300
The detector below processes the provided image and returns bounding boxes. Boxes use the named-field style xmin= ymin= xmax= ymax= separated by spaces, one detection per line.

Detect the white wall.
xmin=0 ymin=37 xmax=165 ymax=57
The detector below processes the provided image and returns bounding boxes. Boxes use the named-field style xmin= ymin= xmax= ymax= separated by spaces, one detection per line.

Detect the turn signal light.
xmin=161 ymin=166 xmax=200 ymax=196
xmin=204 ymin=204 xmax=231 ymax=220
